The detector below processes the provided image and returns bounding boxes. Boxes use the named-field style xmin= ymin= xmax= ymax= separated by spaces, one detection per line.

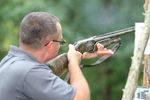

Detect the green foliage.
xmin=0 ymin=0 xmax=144 ymax=100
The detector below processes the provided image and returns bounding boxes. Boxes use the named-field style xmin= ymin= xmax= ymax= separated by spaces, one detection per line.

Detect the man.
xmin=0 ymin=12 xmax=113 ymax=100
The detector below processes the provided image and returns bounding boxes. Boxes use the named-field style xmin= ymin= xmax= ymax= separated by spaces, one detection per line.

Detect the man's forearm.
xmin=68 ymin=62 xmax=90 ymax=100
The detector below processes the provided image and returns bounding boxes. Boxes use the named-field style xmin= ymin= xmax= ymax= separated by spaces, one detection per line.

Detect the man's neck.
xmin=19 ymin=44 xmax=46 ymax=64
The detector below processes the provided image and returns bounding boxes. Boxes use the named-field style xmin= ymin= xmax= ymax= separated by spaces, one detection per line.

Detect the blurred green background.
xmin=0 ymin=0 xmax=144 ymax=100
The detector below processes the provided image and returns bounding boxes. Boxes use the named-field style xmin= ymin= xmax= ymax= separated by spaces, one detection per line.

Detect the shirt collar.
xmin=8 ymin=45 xmax=39 ymax=63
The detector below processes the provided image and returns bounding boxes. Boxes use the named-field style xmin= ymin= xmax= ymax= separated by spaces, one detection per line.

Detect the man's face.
xmin=51 ymin=22 xmax=63 ymax=57
xmin=45 ymin=22 xmax=63 ymax=61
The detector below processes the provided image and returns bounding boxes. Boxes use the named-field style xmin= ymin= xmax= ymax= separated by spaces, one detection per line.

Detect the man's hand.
xmin=67 ymin=44 xmax=82 ymax=65
xmin=82 ymin=43 xmax=114 ymax=59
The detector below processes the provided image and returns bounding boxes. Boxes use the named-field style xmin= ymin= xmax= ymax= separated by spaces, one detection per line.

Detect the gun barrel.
xmin=94 ymin=27 xmax=135 ymax=41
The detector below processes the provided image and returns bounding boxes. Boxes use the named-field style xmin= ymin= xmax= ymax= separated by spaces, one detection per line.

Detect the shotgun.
xmin=47 ymin=27 xmax=135 ymax=76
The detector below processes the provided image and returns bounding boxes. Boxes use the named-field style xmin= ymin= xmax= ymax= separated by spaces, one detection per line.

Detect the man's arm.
xmin=67 ymin=44 xmax=90 ymax=100
xmin=67 ymin=43 xmax=113 ymax=100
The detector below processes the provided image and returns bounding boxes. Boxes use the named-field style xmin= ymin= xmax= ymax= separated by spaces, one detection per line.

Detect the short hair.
xmin=19 ymin=12 xmax=58 ymax=49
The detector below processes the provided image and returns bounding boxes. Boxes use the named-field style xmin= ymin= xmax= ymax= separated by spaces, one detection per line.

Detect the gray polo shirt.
xmin=0 ymin=45 xmax=76 ymax=100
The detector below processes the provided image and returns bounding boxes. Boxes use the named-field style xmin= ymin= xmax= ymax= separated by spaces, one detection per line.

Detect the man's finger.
xmin=96 ymin=43 xmax=104 ymax=50
xmin=97 ymin=50 xmax=114 ymax=56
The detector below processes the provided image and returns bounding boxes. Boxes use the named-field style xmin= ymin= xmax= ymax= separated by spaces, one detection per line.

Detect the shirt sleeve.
xmin=23 ymin=65 xmax=76 ymax=100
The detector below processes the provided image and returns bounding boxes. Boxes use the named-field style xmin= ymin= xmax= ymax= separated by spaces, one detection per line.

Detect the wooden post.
xmin=121 ymin=0 xmax=150 ymax=100
xmin=143 ymin=0 xmax=150 ymax=85
xmin=143 ymin=55 xmax=150 ymax=87
xmin=134 ymin=23 xmax=150 ymax=87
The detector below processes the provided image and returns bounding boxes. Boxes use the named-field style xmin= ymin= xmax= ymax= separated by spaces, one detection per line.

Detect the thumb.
xmin=68 ymin=44 xmax=75 ymax=50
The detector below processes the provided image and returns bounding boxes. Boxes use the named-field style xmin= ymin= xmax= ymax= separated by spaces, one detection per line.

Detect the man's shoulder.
xmin=11 ymin=57 xmax=50 ymax=74
xmin=0 ymin=55 xmax=51 ymax=80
